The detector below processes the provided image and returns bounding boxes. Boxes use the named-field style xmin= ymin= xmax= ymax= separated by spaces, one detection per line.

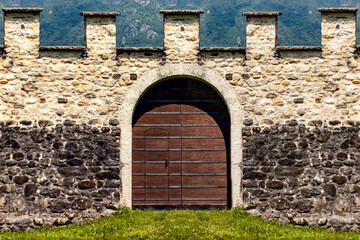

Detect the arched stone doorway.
xmin=132 ymin=78 xmax=231 ymax=208
xmin=119 ymin=63 xmax=243 ymax=209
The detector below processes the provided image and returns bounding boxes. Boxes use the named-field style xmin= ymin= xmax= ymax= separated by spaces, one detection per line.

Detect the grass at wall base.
xmin=0 ymin=209 xmax=359 ymax=239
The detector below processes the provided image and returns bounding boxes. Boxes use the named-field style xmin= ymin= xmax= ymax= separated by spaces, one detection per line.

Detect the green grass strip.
xmin=1 ymin=209 xmax=359 ymax=240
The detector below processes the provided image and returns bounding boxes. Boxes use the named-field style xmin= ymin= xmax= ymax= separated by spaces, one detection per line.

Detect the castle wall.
xmin=0 ymin=8 xmax=359 ymax=232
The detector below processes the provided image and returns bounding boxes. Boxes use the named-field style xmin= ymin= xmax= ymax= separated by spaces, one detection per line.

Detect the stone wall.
xmin=242 ymin=120 xmax=360 ymax=231
xmin=0 ymin=7 xmax=360 ymax=232
xmin=0 ymin=120 xmax=121 ymax=231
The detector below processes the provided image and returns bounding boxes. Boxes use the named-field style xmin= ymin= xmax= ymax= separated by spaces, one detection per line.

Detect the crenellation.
xmin=3 ymin=9 xmax=42 ymax=59
xmin=319 ymin=8 xmax=357 ymax=59
xmin=81 ymin=12 xmax=119 ymax=60
xmin=161 ymin=10 xmax=202 ymax=62
xmin=1 ymin=7 xmax=360 ymax=232
xmin=244 ymin=12 xmax=281 ymax=60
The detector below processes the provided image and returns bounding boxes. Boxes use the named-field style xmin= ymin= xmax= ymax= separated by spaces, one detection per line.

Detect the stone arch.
xmin=119 ymin=63 xmax=243 ymax=208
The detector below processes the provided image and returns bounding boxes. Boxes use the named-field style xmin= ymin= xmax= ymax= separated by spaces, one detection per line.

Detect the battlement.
xmin=1 ymin=7 xmax=359 ymax=60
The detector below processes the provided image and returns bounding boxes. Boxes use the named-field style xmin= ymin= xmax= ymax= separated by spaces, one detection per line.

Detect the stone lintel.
xmin=80 ymin=12 xmax=119 ymax=16
xmin=276 ymin=46 xmax=322 ymax=51
xmin=39 ymin=46 xmax=86 ymax=51
xmin=159 ymin=10 xmax=204 ymax=15
xmin=200 ymin=47 xmax=246 ymax=53
xmin=2 ymin=8 xmax=43 ymax=13
xmin=243 ymin=12 xmax=282 ymax=16
xmin=318 ymin=8 xmax=358 ymax=13
xmin=117 ymin=47 xmax=164 ymax=53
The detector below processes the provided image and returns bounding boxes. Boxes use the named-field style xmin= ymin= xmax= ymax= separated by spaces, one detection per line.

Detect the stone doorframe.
xmin=119 ymin=63 xmax=243 ymax=209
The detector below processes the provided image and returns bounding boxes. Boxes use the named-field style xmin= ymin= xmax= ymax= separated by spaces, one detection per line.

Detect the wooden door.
xmin=132 ymin=78 xmax=230 ymax=208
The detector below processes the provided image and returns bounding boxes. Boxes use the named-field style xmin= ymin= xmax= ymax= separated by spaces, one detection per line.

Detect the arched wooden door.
xmin=132 ymin=78 xmax=230 ymax=208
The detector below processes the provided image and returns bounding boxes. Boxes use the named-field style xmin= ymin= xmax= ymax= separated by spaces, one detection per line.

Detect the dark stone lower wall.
xmin=1 ymin=118 xmax=360 ymax=232
xmin=242 ymin=120 xmax=360 ymax=231
xmin=0 ymin=120 xmax=121 ymax=231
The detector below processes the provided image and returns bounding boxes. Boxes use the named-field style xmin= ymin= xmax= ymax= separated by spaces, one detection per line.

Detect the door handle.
xmin=165 ymin=159 xmax=169 ymax=168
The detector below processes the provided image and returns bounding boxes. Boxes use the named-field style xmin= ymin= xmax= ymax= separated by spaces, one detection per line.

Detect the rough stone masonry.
xmin=0 ymin=7 xmax=360 ymax=232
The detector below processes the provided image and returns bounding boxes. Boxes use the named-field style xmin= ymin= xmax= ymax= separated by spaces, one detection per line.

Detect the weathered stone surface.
xmin=78 ymin=181 xmax=96 ymax=189
xmin=0 ymin=121 xmax=120 ymax=225
xmin=292 ymin=218 xmax=308 ymax=226
xmin=292 ymin=200 xmax=312 ymax=213
xmin=243 ymin=122 xmax=360 ymax=231
xmin=328 ymin=215 xmax=354 ymax=229
xmin=54 ymin=217 xmax=70 ymax=226
xmin=244 ymin=119 xmax=254 ymax=126
xmin=332 ymin=176 xmax=347 ymax=185
xmin=71 ymin=198 xmax=92 ymax=210
xmin=317 ymin=217 xmax=327 ymax=226
xmin=324 ymin=184 xmax=337 ymax=197
xmin=33 ymin=217 xmax=44 ymax=226
xmin=24 ymin=184 xmax=38 ymax=197
xmin=49 ymin=200 xmax=69 ymax=213
xmin=0 ymin=197 xmax=6 ymax=208
xmin=95 ymin=171 xmax=120 ymax=180
xmin=21 ymin=83 xmax=38 ymax=92
xmin=58 ymin=98 xmax=68 ymax=104
xmin=270 ymin=198 xmax=290 ymax=210
xmin=13 ymin=152 xmax=24 ymax=161
xmin=337 ymin=152 xmax=348 ymax=161
xmin=13 ymin=176 xmax=29 ymax=185
xmin=301 ymin=188 xmax=321 ymax=198
xmin=266 ymin=181 xmax=284 ymax=189
xmin=109 ymin=119 xmax=119 ymax=126
xmin=7 ymin=216 xmax=32 ymax=228
xmin=244 ymin=171 xmax=267 ymax=180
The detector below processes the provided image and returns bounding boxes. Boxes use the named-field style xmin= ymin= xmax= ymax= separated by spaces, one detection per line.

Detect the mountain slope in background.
xmin=0 ymin=0 xmax=359 ymax=47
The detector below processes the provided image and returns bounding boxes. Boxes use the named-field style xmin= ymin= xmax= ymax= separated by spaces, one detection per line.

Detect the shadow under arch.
xmin=132 ymin=75 xmax=232 ymax=119
xmin=119 ymin=63 xmax=243 ymax=209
